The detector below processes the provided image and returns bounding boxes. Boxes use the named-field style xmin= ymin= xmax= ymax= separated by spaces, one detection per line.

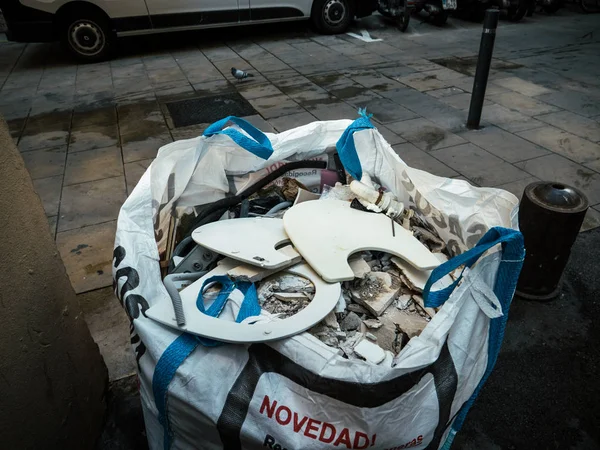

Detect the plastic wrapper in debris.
xmin=114 ymin=116 xmax=522 ymax=450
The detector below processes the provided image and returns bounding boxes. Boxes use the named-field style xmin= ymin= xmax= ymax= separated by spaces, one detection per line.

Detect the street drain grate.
xmin=166 ymin=93 xmax=256 ymax=128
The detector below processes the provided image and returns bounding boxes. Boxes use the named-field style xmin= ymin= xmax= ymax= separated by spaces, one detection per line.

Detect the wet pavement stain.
xmin=85 ymin=261 xmax=110 ymax=275
xmin=70 ymin=243 xmax=90 ymax=254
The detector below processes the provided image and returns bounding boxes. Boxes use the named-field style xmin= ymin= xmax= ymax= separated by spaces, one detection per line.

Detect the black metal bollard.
xmin=516 ymin=181 xmax=588 ymax=301
xmin=467 ymin=9 xmax=499 ymax=130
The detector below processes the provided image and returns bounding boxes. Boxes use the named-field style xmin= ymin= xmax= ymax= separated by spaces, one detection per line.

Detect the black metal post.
xmin=467 ymin=9 xmax=499 ymax=130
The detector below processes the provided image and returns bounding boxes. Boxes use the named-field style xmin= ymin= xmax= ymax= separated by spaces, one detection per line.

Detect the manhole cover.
xmin=166 ymin=93 xmax=256 ymax=128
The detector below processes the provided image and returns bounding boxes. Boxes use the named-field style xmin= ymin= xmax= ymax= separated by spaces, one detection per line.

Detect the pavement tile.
xmin=372 ymin=123 xmax=406 ymax=146
xmin=451 ymin=77 xmax=511 ymax=96
xmin=516 ymin=126 xmax=600 ymax=164
xmin=58 ymin=176 xmax=126 ymax=232
xmin=241 ymin=115 xmax=276 ymax=133
xmin=237 ymin=82 xmax=283 ymax=100
xmin=431 ymin=143 xmax=532 ymax=186
xmin=361 ymin=98 xmax=418 ymax=124
xmin=480 ymin=104 xmax=545 ymax=133
xmin=170 ymin=124 xmax=208 ymax=141
xmin=377 ymin=65 xmax=417 ymax=79
xmin=124 ymin=158 xmax=153 ymax=195
xmin=305 ymin=101 xmax=358 ymax=121
xmin=404 ymin=59 xmax=444 ymax=72
xmin=64 ymin=146 xmax=124 ymax=186
xmin=458 ymin=126 xmax=550 ymax=163
xmin=426 ymin=87 xmax=466 ymax=98
xmin=48 ymin=215 xmax=57 ymax=239
xmin=56 ymin=221 xmax=118 ymax=294
xmin=248 ymin=56 xmax=290 ymax=73
xmin=581 ymin=208 xmax=600 ymax=232
xmin=148 ymin=67 xmax=187 ymax=85
xmin=350 ymin=74 xmax=403 ymax=92
xmin=536 ymin=90 xmax=600 ymax=118
xmin=397 ymin=71 xmax=454 ymax=92
xmin=72 ymin=106 xmax=117 ymax=129
xmin=32 ymin=175 xmax=62 ymax=216
xmin=268 ymin=111 xmax=317 ymax=132
xmin=21 ymin=145 xmax=67 ymax=180
xmin=202 ymin=46 xmax=238 ymax=62
xmin=584 ymin=158 xmax=600 ymax=173
xmin=248 ymin=94 xmax=304 ymax=119
xmin=495 ymin=176 xmax=541 ymax=200
xmin=192 ymin=79 xmax=236 ymax=97
xmin=440 ymin=93 xmax=493 ymax=111
xmin=286 ymin=84 xmax=331 ymax=104
xmin=492 ymin=77 xmax=553 ymax=97
xmin=69 ymin=123 xmax=119 ymax=153
xmin=30 ymin=89 xmax=74 ymax=116
xmin=488 ymin=92 xmax=560 ymax=116
xmin=386 ymin=118 xmax=467 ymax=151
xmin=535 ymin=111 xmax=600 ymax=143
xmin=516 ymin=154 xmax=600 ymax=205
xmin=77 ymin=287 xmax=136 ymax=380
xmin=393 ymin=142 xmax=458 ymax=178
xmin=122 ymin=132 xmax=173 ymax=163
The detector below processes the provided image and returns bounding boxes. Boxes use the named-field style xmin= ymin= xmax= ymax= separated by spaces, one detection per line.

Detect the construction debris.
xmin=351 ymin=272 xmax=401 ymax=316
xmin=354 ymin=339 xmax=386 ymax=364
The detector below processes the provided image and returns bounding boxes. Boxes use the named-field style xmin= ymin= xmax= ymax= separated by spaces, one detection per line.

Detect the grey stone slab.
xmin=248 ymin=56 xmax=290 ymax=73
xmin=77 ymin=287 xmax=136 ymax=380
xmin=581 ymin=208 xmax=600 ymax=232
xmin=431 ymin=143 xmax=532 ymax=186
xmin=535 ymin=111 xmax=600 ymax=143
xmin=584 ymin=158 xmax=600 ymax=173
xmin=426 ymin=87 xmax=466 ymax=98
xmin=372 ymin=123 xmax=406 ymax=146
xmin=458 ymin=126 xmax=550 ymax=163
xmin=64 ymin=146 xmax=124 ymax=186
xmin=377 ymin=65 xmax=417 ymax=79
xmin=440 ymin=93 xmax=492 ymax=111
xmin=170 ymin=124 xmax=208 ymax=141
xmin=56 ymin=221 xmax=119 ymax=294
xmin=516 ymin=154 xmax=600 ymax=205
xmin=387 ymin=118 xmax=467 ymax=152
xmin=122 ymin=132 xmax=173 ymax=163
xmin=404 ymin=59 xmax=445 ymax=72
xmin=480 ymin=104 xmax=545 ymax=133
xmin=536 ymin=90 xmax=600 ymax=118
xmin=285 ymin=84 xmax=332 ymax=105
xmin=69 ymin=123 xmax=119 ymax=153
xmin=492 ymin=77 xmax=553 ymax=97
xmin=192 ymin=79 xmax=235 ymax=97
xmin=392 ymin=143 xmax=458 ymax=178
xmin=58 ymin=176 xmax=127 ymax=232
xmin=495 ymin=176 xmax=541 ymax=200
xmin=72 ymin=106 xmax=117 ymax=129
xmin=397 ymin=71 xmax=454 ymax=92
xmin=32 ymin=175 xmax=62 ymax=216
xmin=124 ymin=158 xmax=153 ymax=195
xmin=451 ymin=77 xmax=512 ymax=96
xmin=237 ymin=82 xmax=283 ymax=100
xmin=305 ymin=101 xmax=358 ymax=121
xmin=248 ymin=94 xmax=304 ymax=119
xmin=19 ymin=129 xmax=70 ymax=153
xmin=487 ymin=92 xmax=560 ymax=116
xmin=202 ymin=46 xmax=238 ymax=62
xmin=48 ymin=215 xmax=57 ymax=239
xmin=361 ymin=98 xmax=418 ymax=124
xmin=516 ymin=126 xmax=600 ymax=164
xmin=240 ymin=114 xmax=276 ymax=133
xmin=21 ymin=145 xmax=67 ymax=180
xmin=268 ymin=111 xmax=317 ymax=132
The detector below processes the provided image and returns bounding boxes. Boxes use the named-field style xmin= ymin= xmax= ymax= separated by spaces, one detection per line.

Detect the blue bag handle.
xmin=429 ymin=227 xmax=525 ymax=449
xmin=152 ymin=275 xmax=261 ymax=450
xmin=423 ymin=226 xmax=524 ymax=308
xmin=203 ymin=116 xmax=274 ymax=160
xmin=335 ymin=108 xmax=375 ymax=181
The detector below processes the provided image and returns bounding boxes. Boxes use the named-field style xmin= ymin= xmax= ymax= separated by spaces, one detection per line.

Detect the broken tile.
xmin=354 ymin=339 xmax=385 ymax=364
xmin=58 ymin=176 xmax=127 ymax=232
xmin=21 ymin=145 xmax=67 ymax=179
xmin=516 ymin=126 xmax=600 ymax=164
xmin=351 ymin=273 xmax=400 ymax=317
xmin=64 ymin=146 xmax=124 ymax=186
xmin=32 ymin=175 xmax=62 ymax=216
xmin=348 ymin=256 xmax=371 ymax=279
xmin=56 ymin=221 xmax=118 ymax=293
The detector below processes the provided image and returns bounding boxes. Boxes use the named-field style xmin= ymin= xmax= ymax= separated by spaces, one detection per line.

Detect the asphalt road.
xmin=454 ymin=227 xmax=600 ymax=450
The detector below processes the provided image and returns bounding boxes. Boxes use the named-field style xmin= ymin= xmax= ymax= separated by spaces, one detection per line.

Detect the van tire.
xmin=60 ymin=10 xmax=114 ymax=63
xmin=311 ymin=0 xmax=353 ymax=34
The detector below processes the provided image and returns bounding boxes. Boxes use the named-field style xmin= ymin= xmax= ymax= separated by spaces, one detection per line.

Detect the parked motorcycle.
xmin=525 ymin=0 xmax=562 ymax=15
xmin=378 ymin=0 xmax=416 ymax=31
xmin=414 ymin=0 xmax=457 ymax=25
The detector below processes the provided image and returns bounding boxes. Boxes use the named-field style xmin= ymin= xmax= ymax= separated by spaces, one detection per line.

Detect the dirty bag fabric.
xmin=114 ymin=115 xmax=522 ymax=450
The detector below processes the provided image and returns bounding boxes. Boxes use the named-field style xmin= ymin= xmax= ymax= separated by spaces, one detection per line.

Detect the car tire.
xmin=431 ymin=10 xmax=449 ymax=25
xmin=311 ymin=0 xmax=353 ymax=34
xmin=61 ymin=11 xmax=114 ymax=63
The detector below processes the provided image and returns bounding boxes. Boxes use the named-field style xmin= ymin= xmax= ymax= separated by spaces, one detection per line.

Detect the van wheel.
xmin=311 ymin=0 xmax=353 ymax=34
xmin=61 ymin=12 xmax=114 ymax=62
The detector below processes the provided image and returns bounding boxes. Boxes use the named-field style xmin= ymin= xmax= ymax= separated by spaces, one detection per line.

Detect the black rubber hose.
xmin=185 ymin=160 xmax=327 ymax=236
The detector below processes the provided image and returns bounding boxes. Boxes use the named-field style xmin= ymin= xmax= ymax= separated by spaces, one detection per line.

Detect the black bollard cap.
xmin=524 ymin=181 xmax=588 ymax=213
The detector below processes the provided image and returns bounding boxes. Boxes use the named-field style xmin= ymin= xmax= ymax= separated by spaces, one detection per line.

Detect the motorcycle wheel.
xmin=507 ymin=5 xmax=528 ymax=20
xmin=542 ymin=2 xmax=561 ymax=12
xmin=397 ymin=11 xmax=411 ymax=31
xmin=431 ymin=10 xmax=449 ymax=25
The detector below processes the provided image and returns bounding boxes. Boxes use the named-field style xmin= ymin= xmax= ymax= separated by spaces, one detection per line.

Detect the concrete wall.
xmin=0 ymin=118 xmax=108 ymax=449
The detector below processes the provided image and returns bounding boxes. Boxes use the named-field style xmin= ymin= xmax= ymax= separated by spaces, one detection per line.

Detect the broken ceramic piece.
xmin=391 ymin=253 xmax=453 ymax=292
xmin=354 ymin=339 xmax=386 ymax=364
xmin=294 ymin=188 xmax=321 ymax=205
xmin=348 ymin=256 xmax=371 ymax=279
xmin=283 ymin=200 xmax=441 ymax=282
xmin=146 ymin=262 xmax=341 ymax=343
xmin=350 ymin=272 xmax=401 ymax=317
xmin=192 ymin=217 xmax=301 ymax=270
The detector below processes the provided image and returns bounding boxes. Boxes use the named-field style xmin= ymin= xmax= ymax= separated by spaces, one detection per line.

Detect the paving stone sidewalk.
xmin=1 ymin=11 xmax=600 ymax=381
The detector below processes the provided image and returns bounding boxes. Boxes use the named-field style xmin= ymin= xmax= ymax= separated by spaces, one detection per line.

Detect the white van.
xmin=2 ymin=0 xmax=377 ymax=62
